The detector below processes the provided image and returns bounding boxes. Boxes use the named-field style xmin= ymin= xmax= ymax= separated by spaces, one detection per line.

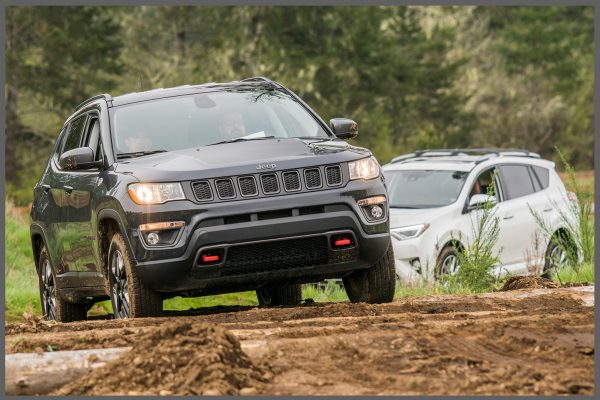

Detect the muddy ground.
xmin=5 ymin=282 xmax=595 ymax=396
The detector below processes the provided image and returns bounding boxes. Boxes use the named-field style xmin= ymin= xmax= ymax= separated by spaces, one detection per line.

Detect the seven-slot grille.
xmin=304 ymin=168 xmax=322 ymax=189
xmin=192 ymin=181 xmax=212 ymax=201
xmin=260 ymin=174 xmax=280 ymax=194
xmin=283 ymin=171 xmax=301 ymax=191
xmin=215 ymin=179 xmax=235 ymax=199
xmin=325 ymin=165 xmax=342 ymax=186
xmin=238 ymin=176 xmax=258 ymax=197
xmin=191 ymin=164 xmax=344 ymax=202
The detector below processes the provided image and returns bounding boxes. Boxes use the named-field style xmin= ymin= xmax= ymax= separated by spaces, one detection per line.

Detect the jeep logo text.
xmin=256 ymin=163 xmax=277 ymax=170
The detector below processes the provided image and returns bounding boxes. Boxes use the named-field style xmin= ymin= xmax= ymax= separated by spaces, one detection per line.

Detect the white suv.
xmin=382 ymin=149 xmax=576 ymax=283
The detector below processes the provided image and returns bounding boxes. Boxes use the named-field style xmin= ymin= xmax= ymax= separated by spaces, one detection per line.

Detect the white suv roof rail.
xmin=390 ymin=148 xmax=541 ymax=164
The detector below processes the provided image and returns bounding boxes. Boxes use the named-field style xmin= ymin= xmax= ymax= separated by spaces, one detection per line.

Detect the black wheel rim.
xmin=41 ymin=259 xmax=56 ymax=320
xmin=110 ymin=249 xmax=130 ymax=319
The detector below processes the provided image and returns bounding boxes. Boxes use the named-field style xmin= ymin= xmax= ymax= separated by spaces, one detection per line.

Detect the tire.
xmin=256 ymin=284 xmax=302 ymax=307
xmin=542 ymin=233 xmax=574 ymax=279
xmin=108 ymin=233 xmax=162 ymax=318
xmin=38 ymin=246 xmax=87 ymax=322
xmin=436 ymin=245 xmax=461 ymax=278
xmin=343 ymin=245 xmax=395 ymax=304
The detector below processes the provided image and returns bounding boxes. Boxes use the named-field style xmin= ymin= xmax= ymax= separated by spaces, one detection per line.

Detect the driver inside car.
xmin=219 ymin=112 xmax=248 ymax=141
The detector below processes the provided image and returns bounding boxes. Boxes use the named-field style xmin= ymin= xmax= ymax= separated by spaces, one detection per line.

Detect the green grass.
xmin=164 ymin=292 xmax=259 ymax=310
xmin=555 ymin=262 xmax=595 ymax=284
xmin=5 ymin=203 xmax=41 ymax=321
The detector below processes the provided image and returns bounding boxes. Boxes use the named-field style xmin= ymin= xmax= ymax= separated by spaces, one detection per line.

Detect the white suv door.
xmin=465 ymin=167 xmax=516 ymax=273
xmin=495 ymin=164 xmax=542 ymax=274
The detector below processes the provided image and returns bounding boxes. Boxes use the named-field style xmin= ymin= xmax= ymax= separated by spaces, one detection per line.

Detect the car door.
xmin=464 ymin=167 xmax=507 ymax=270
xmin=35 ymin=126 xmax=69 ymax=274
xmin=495 ymin=164 xmax=541 ymax=274
xmin=50 ymin=114 xmax=89 ymax=278
xmin=63 ymin=111 xmax=106 ymax=286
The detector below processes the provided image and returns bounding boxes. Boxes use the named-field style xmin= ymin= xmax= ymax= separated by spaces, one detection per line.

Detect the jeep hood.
xmin=114 ymin=138 xmax=372 ymax=182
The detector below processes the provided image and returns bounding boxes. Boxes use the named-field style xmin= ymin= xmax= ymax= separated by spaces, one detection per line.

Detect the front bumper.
xmin=391 ymin=231 xmax=439 ymax=283
xmin=122 ymin=179 xmax=390 ymax=295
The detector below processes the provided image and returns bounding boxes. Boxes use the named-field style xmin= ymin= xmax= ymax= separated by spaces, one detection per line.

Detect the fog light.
xmin=147 ymin=232 xmax=160 ymax=245
xmin=370 ymin=205 xmax=383 ymax=219
xmin=410 ymin=258 xmax=422 ymax=274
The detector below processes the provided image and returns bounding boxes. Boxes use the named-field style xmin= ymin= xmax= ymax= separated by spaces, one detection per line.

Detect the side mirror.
xmin=468 ymin=194 xmax=497 ymax=211
xmin=330 ymin=118 xmax=358 ymax=139
xmin=58 ymin=147 xmax=103 ymax=170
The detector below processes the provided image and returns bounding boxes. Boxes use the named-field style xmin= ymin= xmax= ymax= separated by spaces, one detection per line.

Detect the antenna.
xmin=139 ymin=74 xmax=144 ymax=92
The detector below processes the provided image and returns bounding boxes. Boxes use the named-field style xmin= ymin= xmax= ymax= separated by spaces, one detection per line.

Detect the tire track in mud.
xmin=5 ymin=286 xmax=595 ymax=395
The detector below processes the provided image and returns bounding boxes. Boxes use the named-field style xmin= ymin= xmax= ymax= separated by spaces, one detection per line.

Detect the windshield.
xmin=110 ymin=89 xmax=329 ymax=157
xmin=385 ymin=169 xmax=469 ymax=208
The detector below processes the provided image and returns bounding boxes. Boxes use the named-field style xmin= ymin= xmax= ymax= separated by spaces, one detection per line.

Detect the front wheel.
xmin=256 ymin=284 xmax=302 ymax=307
xmin=542 ymin=233 xmax=574 ymax=279
xmin=343 ymin=245 xmax=396 ymax=304
xmin=108 ymin=233 xmax=162 ymax=318
xmin=436 ymin=245 xmax=461 ymax=278
xmin=38 ymin=246 xmax=87 ymax=322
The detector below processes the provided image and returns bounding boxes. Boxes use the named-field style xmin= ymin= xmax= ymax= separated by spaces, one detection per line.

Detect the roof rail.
xmin=390 ymin=148 xmax=541 ymax=164
xmin=241 ymin=76 xmax=276 ymax=84
xmin=74 ymin=94 xmax=113 ymax=112
xmin=240 ymin=76 xmax=282 ymax=89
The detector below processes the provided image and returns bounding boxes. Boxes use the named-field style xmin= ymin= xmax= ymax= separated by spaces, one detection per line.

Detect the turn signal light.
xmin=139 ymin=221 xmax=185 ymax=231
xmin=357 ymin=195 xmax=386 ymax=207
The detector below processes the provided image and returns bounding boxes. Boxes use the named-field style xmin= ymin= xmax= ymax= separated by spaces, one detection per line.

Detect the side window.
xmin=61 ymin=115 xmax=87 ymax=155
xmin=530 ymin=166 xmax=550 ymax=190
xmin=470 ymin=168 xmax=499 ymax=200
xmin=53 ymin=127 xmax=68 ymax=158
xmin=83 ymin=116 xmax=102 ymax=161
xmin=498 ymin=165 xmax=536 ymax=200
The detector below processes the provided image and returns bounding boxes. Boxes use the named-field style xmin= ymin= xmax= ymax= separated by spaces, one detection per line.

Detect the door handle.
xmin=41 ymin=184 xmax=51 ymax=193
xmin=502 ymin=214 xmax=514 ymax=220
xmin=543 ymin=207 xmax=553 ymax=212
xmin=63 ymin=185 xmax=73 ymax=194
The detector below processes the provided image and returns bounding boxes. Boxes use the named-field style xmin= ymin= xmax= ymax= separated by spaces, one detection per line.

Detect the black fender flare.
xmin=29 ymin=223 xmax=49 ymax=273
xmin=96 ymin=208 xmax=137 ymax=264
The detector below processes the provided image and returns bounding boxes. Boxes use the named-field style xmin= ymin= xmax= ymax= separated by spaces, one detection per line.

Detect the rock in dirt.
xmin=52 ymin=321 xmax=268 ymax=396
xmin=499 ymin=276 xmax=558 ymax=291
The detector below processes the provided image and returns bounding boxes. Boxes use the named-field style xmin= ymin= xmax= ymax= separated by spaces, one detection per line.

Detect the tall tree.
xmin=5 ymin=6 xmax=122 ymax=185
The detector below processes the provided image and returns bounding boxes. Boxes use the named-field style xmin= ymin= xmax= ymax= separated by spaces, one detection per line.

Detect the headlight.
xmin=128 ymin=183 xmax=185 ymax=205
xmin=348 ymin=157 xmax=380 ymax=180
xmin=391 ymin=223 xmax=430 ymax=241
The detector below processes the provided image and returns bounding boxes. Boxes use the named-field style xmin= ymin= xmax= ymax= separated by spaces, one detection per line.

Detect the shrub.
xmin=529 ymin=147 xmax=594 ymax=283
xmin=442 ymin=178 xmax=502 ymax=292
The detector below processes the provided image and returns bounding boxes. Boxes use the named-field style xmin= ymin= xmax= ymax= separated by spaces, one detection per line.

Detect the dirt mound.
xmin=53 ymin=321 xmax=269 ymax=396
xmin=500 ymin=276 xmax=558 ymax=291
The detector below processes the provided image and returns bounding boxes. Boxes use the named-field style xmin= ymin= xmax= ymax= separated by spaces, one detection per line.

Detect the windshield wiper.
xmin=117 ymin=150 xmax=168 ymax=160
xmin=206 ymin=136 xmax=276 ymax=146
xmin=297 ymin=136 xmax=334 ymax=143
xmin=390 ymin=206 xmax=421 ymax=209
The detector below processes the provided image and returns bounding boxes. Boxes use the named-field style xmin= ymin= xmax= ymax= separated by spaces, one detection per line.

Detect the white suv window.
xmin=498 ymin=165 xmax=536 ymax=200
xmin=470 ymin=167 xmax=500 ymax=200
xmin=530 ymin=165 xmax=549 ymax=190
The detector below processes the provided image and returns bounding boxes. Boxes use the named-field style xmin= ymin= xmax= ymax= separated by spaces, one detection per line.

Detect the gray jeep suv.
xmin=30 ymin=77 xmax=395 ymax=321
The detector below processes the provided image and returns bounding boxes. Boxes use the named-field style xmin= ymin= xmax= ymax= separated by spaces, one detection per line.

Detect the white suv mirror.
xmin=468 ymin=194 xmax=497 ymax=211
